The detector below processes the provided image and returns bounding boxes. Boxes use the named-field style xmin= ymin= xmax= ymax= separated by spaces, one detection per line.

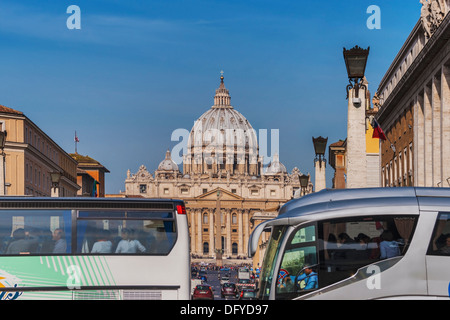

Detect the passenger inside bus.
xmin=91 ymin=230 xmax=113 ymax=253
xmin=115 ymin=228 xmax=146 ymax=254
xmin=5 ymin=228 xmax=36 ymax=254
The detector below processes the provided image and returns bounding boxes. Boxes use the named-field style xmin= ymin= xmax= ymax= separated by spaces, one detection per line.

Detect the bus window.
xmin=318 ymin=215 xmax=418 ymax=289
xmin=0 ymin=210 xmax=71 ymax=255
xmin=76 ymin=211 xmax=176 ymax=255
xmin=428 ymin=213 xmax=450 ymax=256
xmin=276 ymin=225 xmax=318 ymax=300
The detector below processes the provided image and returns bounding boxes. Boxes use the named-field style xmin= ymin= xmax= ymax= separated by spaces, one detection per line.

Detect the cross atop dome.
xmin=213 ymin=70 xmax=232 ymax=108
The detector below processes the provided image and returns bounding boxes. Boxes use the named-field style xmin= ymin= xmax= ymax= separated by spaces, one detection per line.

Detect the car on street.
xmin=192 ymin=284 xmax=214 ymax=300
xmin=220 ymin=276 xmax=230 ymax=285
xmin=239 ymin=288 xmax=257 ymax=300
xmin=221 ymin=282 xmax=238 ymax=298
xmin=236 ymin=278 xmax=255 ymax=291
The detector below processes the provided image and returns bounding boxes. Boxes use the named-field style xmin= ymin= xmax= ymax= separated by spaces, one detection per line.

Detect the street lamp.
xmin=50 ymin=171 xmax=61 ymax=197
xmin=0 ymin=131 xmax=7 ymax=150
xmin=299 ymin=174 xmax=309 ymax=196
xmin=343 ymin=46 xmax=370 ymax=99
xmin=312 ymin=136 xmax=328 ymax=165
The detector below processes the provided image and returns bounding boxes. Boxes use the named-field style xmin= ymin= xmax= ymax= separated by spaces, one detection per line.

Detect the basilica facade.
xmin=124 ymin=76 xmax=312 ymax=260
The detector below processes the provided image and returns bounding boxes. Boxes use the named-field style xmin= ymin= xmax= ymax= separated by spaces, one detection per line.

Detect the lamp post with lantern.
xmin=343 ymin=45 xmax=370 ymax=189
xmin=50 ymin=171 xmax=62 ymax=197
xmin=299 ymin=174 xmax=310 ymax=197
xmin=313 ymin=136 xmax=328 ymax=192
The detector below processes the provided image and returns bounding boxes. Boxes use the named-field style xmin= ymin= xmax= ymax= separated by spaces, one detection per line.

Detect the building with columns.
xmin=125 ymin=75 xmax=312 ymax=260
xmin=376 ymin=1 xmax=450 ymax=188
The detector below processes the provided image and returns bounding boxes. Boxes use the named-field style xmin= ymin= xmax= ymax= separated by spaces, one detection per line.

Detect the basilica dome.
xmin=188 ymin=75 xmax=257 ymax=150
xmin=184 ymin=75 xmax=260 ymax=176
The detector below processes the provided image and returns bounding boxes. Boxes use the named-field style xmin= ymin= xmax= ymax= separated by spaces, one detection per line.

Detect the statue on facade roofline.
xmin=421 ymin=0 xmax=448 ymax=38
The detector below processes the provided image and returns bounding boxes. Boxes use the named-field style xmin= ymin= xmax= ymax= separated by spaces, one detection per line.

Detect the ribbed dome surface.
xmin=188 ymin=75 xmax=258 ymax=150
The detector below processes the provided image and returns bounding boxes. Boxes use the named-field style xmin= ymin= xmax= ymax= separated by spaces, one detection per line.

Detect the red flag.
xmin=371 ymin=119 xmax=387 ymax=141
xmin=74 ymin=132 xmax=79 ymax=142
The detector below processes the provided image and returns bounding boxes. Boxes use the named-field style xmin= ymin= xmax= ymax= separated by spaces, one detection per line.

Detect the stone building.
xmin=125 ymin=75 xmax=312 ymax=259
xmin=376 ymin=1 xmax=450 ymax=188
xmin=70 ymin=153 xmax=110 ymax=197
xmin=0 ymin=105 xmax=79 ymax=196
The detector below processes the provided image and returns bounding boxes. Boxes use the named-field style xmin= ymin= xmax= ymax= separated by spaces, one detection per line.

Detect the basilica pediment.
xmin=194 ymin=187 xmax=244 ymax=201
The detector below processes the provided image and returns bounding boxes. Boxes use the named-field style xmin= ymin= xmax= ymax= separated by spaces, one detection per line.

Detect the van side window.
xmin=428 ymin=213 xmax=450 ymax=256
xmin=318 ymin=215 xmax=418 ymax=289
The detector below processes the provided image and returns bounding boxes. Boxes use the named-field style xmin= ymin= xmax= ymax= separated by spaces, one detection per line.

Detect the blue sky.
xmin=0 ymin=0 xmax=422 ymax=194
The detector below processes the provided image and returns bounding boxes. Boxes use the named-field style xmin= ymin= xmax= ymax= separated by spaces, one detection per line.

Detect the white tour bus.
xmin=0 ymin=197 xmax=190 ymax=300
xmin=249 ymin=187 xmax=450 ymax=300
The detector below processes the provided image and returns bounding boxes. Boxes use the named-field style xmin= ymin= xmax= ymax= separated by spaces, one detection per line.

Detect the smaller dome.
xmin=158 ymin=150 xmax=179 ymax=171
xmin=265 ymin=153 xmax=287 ymax=175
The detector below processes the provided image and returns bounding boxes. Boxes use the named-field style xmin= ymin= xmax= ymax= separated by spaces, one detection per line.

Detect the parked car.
xmin=221 ymin=282 xmax=238 ymax=298
xmin=192 ymin=285 xmax=214 ymax=300
xmin=239 ymin=288 xmax=257 ymax=300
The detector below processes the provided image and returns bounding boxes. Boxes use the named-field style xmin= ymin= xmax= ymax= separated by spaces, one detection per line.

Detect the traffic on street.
xmin=191 ymin=264 xmax=258 ymax=300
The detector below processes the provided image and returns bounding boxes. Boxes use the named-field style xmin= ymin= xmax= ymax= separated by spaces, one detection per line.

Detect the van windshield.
xmin=258 ymin=226 xmax=287 ymax=300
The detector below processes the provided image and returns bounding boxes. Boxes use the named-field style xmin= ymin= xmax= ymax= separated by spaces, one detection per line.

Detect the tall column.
xmin=424 ymin=83 xmax=433 ymax=187
xmin=189 ymin=209 xmax=195 ymax=254
xmin=346 ymin=87 xmax=367 ymax=188
xmin=243 ymin=210 xmax=249 ymax=258
xmin=238 ymin=210 xmax=244 ymax=257
xmin=314 ymin=160 xmax=326 ymax=192
xmin=415 ymin=93 xmax=425 ymax=187
xmin=432 ymin=74 xmax=442 ymax=187
xmin=209 ymin=210 xmax=214 ymax=256
xmin=197 ymin=209 xmax=202 ymax=255
xmin=226 ymin=210 xmax=232 ymax=257
xmin=442 ymin=64 xmax=450 ymax=185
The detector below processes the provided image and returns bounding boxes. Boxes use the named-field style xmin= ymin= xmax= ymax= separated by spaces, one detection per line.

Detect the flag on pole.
xmin=371 ymin=119 xmax=387 ymax=141
xmin=74 ymin=131 xmax=79 ymax=153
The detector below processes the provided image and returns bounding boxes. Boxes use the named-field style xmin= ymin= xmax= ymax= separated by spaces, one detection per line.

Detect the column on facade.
xmin=415 ymin=93 xmax=425 ymax=186
xmin=238 ymin=209 xmax=244 ymax=256
xmin=432 ymin=73 xmax=442 ymax=187
xmin=196 ymin=209 xmax=202 ymax=256
xmin=226 ymin=209 xmax=232 ymax=257
xmin=424 ymin=83 xmax=433 ymax=187
xmin=188 ymin=209 xmax=195 ymax=254
xmin=209 ymin=209 xmax=214 ymax=256
xmin=243 ymin=210 xmax=249 ymax=258
xmin=442 ymin=64 xmax=450 ymax=185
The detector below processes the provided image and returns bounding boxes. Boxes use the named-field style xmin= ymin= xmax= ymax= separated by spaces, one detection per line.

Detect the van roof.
xmin=248 ymin=187 xmax=450 ymax=258
xmin=278 ymin=187 xmax=450 ymax=217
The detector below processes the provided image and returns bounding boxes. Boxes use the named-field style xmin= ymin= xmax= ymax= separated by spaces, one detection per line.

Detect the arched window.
xmin=203 ymin=213 xmax=208 ymax=224
xmin=232 ymin=213 xmax=237 ymax=224
xmin=203 ymin=242 xmax=209 ymax=255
